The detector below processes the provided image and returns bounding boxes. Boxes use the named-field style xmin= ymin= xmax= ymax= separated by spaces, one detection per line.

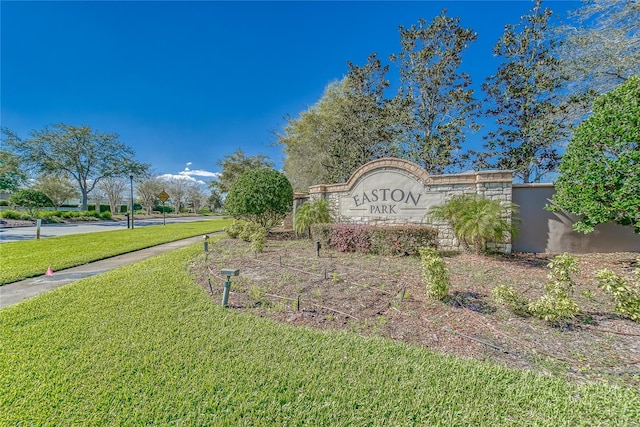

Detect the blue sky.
xmin=1 ymin=0 xmax=580 ymax=184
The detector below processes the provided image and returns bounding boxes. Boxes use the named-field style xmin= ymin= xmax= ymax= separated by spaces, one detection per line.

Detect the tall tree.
xmin=322 ymin=55 xmax=404 ymax=183
xmin=279 ymin=82 xmax=343 ymax=191
xmin=2 ymin=124 xmax=149 ymax=210
xmin=137 ymin=178 xmax=163 ymax=215
xmin=391 ymin=11 xmax=480 ymax=174
xmin=33 ymin=175 xmax=78 ymax=209
xmin=555 ymin=0 xmax=640 ymax=101
xmin=280 ymin=54 xmax=404 ymax=189
xmin=208 ymin=189 xmax=223 ymax=211
xmin=185 ymin=182 xmax=207 ymax=213
xmin=474 ymin=0 xmax=570 ymax=183
xmin=550 ymin=76 xmax=640 ymax=234
xmin=97 ymin=177 xmax=128 ymax=215
xmin=0 ymin=149 xmax=27 ymax=192
xmin=210 ymin=149 xmax=274 ymax=195
xmin=162 ymin=177 xmax=191 ymax=214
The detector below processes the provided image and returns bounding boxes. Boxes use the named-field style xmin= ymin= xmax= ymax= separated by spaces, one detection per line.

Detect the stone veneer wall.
xmin=306 ymin=158 xmax=514 ymax=253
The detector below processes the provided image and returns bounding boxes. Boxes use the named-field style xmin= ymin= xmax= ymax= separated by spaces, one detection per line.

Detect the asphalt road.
xmin=0 ymin=216 xmax=223 ymax=243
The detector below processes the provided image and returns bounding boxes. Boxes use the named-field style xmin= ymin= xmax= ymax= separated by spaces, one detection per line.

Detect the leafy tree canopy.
xmin=224 ymin=168 xmax=293 ymax=229
xmin=279 ymin=56 xmax=403 ymax=190
xmin=210 ymin=149 xmax=274 ymax=195
xmin=0 ymin=150 xmax=27 ymax=192
xmin=137 ymin=178 xmax=164 ymax=215
xmin=555 ymin=0 xmax=640 ymax=102
xmin=34 ymin=175 xmax=78 ymax=208
xmin=391 ymin=10 xmax=480 ymax=174
xmin=472 ymin=0 xmax=569 ymax=183
xmin=2 ymin=124 xmax=149 ymax=210
xmin=550 ymin=75 xmax=640 ymax=234
xmin=9 ymin=189 xmax=53 ymax=218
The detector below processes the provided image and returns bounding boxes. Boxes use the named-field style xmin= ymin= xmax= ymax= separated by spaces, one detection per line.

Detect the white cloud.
xmin=157 ymin=173 xmax=206 ymax=186
xmin=156 ymin=164 xmax=219 ymax=187
xmin=181 ymin=169 xmax=219 ymax=178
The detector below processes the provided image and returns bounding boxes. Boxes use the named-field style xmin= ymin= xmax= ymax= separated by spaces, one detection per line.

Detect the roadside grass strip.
xmin=1 ymin=244 xmax=639 ymax=426
xmin=0 ymin=219 xmax=231 ymax=284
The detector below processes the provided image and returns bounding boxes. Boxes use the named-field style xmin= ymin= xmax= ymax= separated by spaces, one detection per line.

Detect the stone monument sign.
xmin=306 ymin=158 xmax=514 ymax=251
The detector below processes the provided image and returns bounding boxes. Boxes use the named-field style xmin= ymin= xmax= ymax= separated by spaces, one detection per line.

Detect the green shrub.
xmin=595 ymin=265 xmax=640 ymax=322
xmin=332 ymin=225 xmax=372 ymax=253
xmin=428 ymin=194 xmax=518 ymax=254
xmin=528 ymin=254 xmax=580 ymax=323
xmin=240 ymin=221 xmax=263 ymax=242
xmin=32 ymin=210 xmax=112 ymax=222
xmin=310 ymin=223 xmax=334 ymax=247
xmin=87 ymin=204 xmax=111 ymax=213
xmin=419 ymin=247 xmax=449 ymax=300
xmin=0 ymin=200 xmax=8 ymax=206
xmin=250 ymin=225 xmax=268 ymax=253
xmin=224 ymin=168 xmax=293 ymax=229
xmin=225 ymin=220 xmax=246 ymax=239
xmin=8 ymin=189 xmax=53 ymax=218
xmin=294 ymin=199 xmax=332 ymax=239
xmin=492 ymin=285 xmax=530 ymax=316
xmin=0 ymin=210 xmax=32 ymax=220
xmin=528 ymin=294 xmax=580 ymax=323
xmin=154 ymin=205 xmax=174 ymax=214
xmin=370 ymin=226 xmax=437 ymax=256
xmin=310 ymin=224 xmax=437 ymax=256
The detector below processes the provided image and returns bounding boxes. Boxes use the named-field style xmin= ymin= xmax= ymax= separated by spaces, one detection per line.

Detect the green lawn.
xmin=1 ymin=241 xmax=638 ymax=426
xmin=0 ymin=219 xmax=232 ymax=284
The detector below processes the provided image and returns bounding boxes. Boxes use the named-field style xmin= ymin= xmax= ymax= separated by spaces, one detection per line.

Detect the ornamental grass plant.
xmin=428 ymin=194 xmax=518 ymax=254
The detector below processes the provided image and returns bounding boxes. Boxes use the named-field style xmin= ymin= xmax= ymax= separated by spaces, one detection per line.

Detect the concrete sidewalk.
xmin=1 ymin=236 xmax=207 ymax=309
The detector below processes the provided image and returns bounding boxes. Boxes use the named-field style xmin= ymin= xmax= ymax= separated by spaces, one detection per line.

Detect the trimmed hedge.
xmin=310 ymin=224 xmax=437 ymax=256
xmin=0 ymin=210 xmax=110 ymax=221
xmin=0 ymin=210 xmax=32 ymax=220
xmin=87 ymin=204 xmax=111 ymax=213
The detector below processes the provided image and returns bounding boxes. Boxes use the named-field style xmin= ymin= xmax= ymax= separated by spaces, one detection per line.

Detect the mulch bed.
xmin=190 ymin=236 xmax=639 ymax=390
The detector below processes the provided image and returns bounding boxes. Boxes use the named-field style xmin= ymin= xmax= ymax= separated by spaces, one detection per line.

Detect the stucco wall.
xmin=512 ymin=184 xmax=640 ymax=254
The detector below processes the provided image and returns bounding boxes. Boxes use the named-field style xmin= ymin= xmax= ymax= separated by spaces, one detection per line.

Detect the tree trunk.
xmin=81 ymin=191 xmax=89 ymax=211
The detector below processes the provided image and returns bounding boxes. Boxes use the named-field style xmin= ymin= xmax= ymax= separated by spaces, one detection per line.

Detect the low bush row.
xmin=224 ymin=219 xmax=268 ymax=253
xmin=311 ymin=224 xmax=437 ymax=256
xmin=0 ymin=209 xmax=111 ymax=221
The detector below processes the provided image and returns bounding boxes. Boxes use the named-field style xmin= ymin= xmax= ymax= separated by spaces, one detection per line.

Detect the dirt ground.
xmin=194 ymin=233 xmax=639 ymax=390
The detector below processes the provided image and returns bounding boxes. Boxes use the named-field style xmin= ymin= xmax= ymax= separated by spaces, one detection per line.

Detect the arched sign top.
xmin=344 ymin=158 xmax=432 ymax=189
xmin=309 ymin=158 xmax=433 ymax=195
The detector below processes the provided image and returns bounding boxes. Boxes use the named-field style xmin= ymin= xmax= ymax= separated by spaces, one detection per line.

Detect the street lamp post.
xmin=129 ymin=175 xmax=134 ymax=230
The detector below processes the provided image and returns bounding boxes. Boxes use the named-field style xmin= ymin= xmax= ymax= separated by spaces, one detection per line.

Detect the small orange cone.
xmin=45 ymin=267 xmax=54 ymax=276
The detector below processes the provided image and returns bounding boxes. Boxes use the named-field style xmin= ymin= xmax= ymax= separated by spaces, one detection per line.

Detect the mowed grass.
xmin=1 ymin=242 xmax=638 ymax=426
xmin=0 ymin=219 xmax=232 ymax=284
